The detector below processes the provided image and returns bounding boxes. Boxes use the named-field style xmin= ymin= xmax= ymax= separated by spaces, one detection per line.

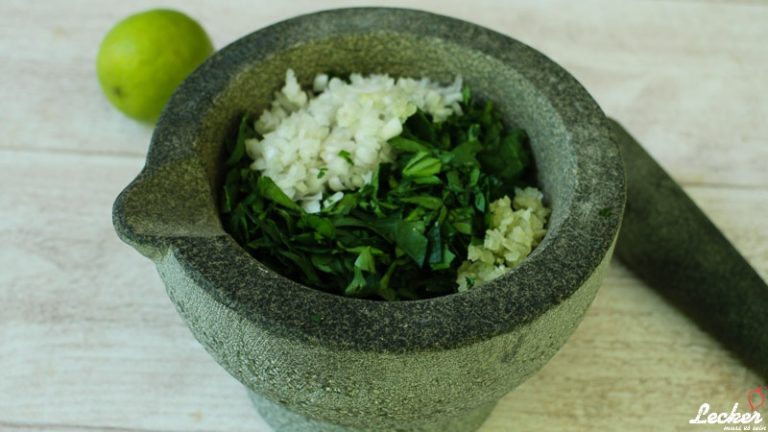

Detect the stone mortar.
xmin=113 ymin=7 xmax=625 ymax=432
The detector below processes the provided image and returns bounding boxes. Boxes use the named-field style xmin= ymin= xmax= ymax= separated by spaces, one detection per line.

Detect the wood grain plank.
xmin=2 ymin=1 xmax=767 ymax=431
xmin=0 ymin=150 xmax=270 ymax=431
xmin=0 ymin=149 xmax=765 ymax=431
xmin=486 ymin=264 xmax=764 ymax=432
xmin=0 ymin=420 xmax=205 ymax=432
xmin=0 ymin=0 xmax=766 ymax=189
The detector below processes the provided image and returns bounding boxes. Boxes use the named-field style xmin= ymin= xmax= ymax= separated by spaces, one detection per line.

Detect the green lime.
xmin=97 ymin=9 xmax=213 ymax=122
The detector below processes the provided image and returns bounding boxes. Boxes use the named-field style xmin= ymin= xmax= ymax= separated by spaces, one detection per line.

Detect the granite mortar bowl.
xmin=113 ymin=7 xmax=625 ymax=432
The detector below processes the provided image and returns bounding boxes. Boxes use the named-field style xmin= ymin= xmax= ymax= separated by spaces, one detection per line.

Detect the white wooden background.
xmin=1 ymin=1 xmax=767 ymax=431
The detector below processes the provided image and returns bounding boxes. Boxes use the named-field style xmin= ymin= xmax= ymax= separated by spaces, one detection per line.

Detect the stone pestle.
xmin=612 ymin=119 xmax=768 ymax=380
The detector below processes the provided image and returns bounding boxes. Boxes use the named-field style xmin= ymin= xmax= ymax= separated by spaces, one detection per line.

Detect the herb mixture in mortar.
xmin=220 ymin=70 xmax=549 ymax=300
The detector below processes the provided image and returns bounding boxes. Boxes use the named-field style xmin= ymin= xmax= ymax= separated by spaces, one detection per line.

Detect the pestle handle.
xmin=610 ymin=119 xmax=768 ymax=379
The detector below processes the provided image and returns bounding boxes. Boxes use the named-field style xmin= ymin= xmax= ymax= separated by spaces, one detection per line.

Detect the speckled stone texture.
xmin=612 ymin=120 xmax=768 ymax=380
xmin=113 ymin=8 xmax=625 ymax=432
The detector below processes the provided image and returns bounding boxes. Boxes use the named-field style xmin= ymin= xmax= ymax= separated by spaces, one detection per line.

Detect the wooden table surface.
xmin=2 ymin=1 xmax=767 ymax=431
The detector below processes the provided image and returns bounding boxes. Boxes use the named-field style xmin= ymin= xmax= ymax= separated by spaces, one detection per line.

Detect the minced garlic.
xmin=456 ymin=187 xmax=550 ymax=291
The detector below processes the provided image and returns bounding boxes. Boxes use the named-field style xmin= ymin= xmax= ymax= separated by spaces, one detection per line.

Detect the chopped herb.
xmin=402 ymin=152 xmax=442 ymax=178
xmin=220 ymin=86 xmax=534 ymax=300
xmin=462 ymin=85 xmax=471 ymax=105
xmin=338 ymin=150 xmax=353 ymax=164
xmin=465 ymin=276 xmax=476 ymax=289
xmin=390 ymin=136 xmax=429 ymax=153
